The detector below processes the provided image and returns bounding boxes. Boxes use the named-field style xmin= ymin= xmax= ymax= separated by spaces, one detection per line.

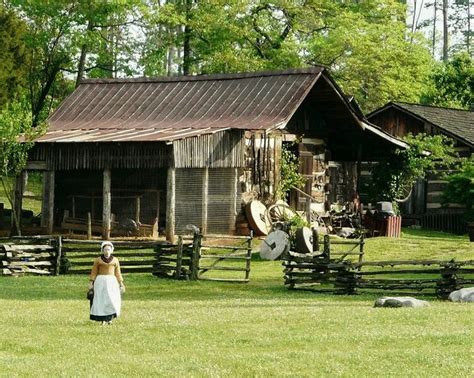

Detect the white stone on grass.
xmin=448 ymin=287 xmax=474 ymax=303
xmin=374 ymin=296 xmax=430 ymax=308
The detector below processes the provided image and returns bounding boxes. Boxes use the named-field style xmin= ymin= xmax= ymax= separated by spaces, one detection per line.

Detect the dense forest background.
xmin=0 ymin=0 xmax=472 ymax=129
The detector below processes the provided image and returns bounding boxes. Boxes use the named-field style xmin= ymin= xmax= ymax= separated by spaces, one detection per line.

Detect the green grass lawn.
xmin=0 ymin=230 xmax=473 ymax=377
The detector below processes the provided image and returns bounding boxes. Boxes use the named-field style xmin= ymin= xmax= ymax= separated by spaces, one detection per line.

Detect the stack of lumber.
xmin=1 ymin=243 xmax=58 ymax=275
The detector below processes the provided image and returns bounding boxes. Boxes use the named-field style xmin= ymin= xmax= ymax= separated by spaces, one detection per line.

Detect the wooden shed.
xmin=368 ymin=102 xmax=473 ymax=232
xmin=22 ymin=68 xmax=406 ymax=240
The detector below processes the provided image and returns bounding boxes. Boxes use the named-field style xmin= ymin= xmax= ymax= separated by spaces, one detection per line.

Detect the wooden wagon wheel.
xmin=245 ymin=200 xmax=272 ymax=236
xmin=394 ymin=183 xmax=413 ymax=203
xmin=267 ymin=201 xmax=296 ymax=223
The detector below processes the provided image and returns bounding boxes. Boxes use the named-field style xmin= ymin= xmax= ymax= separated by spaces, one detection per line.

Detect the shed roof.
xmin=37 ymin=67 xmax=407 ymax=151
xmin=368 ymin=102 xmax=474 ymax=148
xmin=38 ymin=68 xmax=324 ymax=143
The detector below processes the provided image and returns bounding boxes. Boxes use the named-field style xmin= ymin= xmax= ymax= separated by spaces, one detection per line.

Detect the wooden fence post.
xmin=87 ymin=212 xmax=92 ymax=240
xmin=245 ymin=231 xmax=253 ymax=281
xmin=359 ymin=234 xmax=365 ymax=264
xmin=191 ymin=231 xmax=201 ymax=280
xmin=175 ymin=236 xmax=183 ymax=279
xmin=323 ymin=234 xmax=331 ymax=261
xmin=55 ymin=236 xmax=62 ymax=276
xmin=312 ymin=228 xmax=319 ymax=252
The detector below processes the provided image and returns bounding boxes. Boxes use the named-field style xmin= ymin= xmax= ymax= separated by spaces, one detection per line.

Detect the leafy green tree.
xmin=369 ymin=133 xmax=459 ymax=203
xmin=424 ymin=52 xmax=473 ymax=109
xmin=443 ymin=159 xmax=474 ymax=222
xmin=0 ymin=5 xmax=28 ymax=109
xmin=0 ymin=99 xmax=43 ymax=235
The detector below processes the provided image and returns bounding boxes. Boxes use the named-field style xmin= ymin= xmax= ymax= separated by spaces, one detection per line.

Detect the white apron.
xmin=90 ymin=275 xmax=121 ymax=318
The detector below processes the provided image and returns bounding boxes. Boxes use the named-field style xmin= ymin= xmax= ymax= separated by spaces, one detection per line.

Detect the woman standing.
xmin=88 ymin=241 xmax=125 ymax=324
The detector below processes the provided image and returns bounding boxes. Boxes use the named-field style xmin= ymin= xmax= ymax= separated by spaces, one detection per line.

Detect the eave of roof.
xmin=39 ymin=68 xmax=325 ymax=143
xmin=368 ymin=101 xmax=474 ymax=148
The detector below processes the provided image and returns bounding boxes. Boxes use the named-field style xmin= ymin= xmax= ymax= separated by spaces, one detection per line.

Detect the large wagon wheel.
xmin=267 ymin=201 xmax=296 ymax=223
xmin=394 ymin=182 xmax=413 ymax=203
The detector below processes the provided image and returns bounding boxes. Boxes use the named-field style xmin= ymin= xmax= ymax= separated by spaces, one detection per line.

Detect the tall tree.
xmin=424 ymin=52 xmax=474 ymax=109
xmin=0 ymin=5 xmax=28 ymax=108
xmin=442 ymin=0 xmax=449 ymax=61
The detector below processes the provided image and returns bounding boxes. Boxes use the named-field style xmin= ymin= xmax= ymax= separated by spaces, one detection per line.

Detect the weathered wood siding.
xmin=173 ymin=130 xmax=245 ymax=168
xmin=369 ymin=109 xmax=424 ymax=138
xmin=30 ymin=142 xmax=171 ymax=170
xmin=242 ymin=132 xmax=282 ymax=201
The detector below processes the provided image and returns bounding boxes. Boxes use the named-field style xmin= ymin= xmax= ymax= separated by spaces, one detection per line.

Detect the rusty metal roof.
xmin=38 ymin=68 xmax=324 ymax=143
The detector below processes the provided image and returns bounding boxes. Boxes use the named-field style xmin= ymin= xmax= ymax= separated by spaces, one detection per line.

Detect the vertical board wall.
xmin=175 ymin=168 xmax=240 ymax=235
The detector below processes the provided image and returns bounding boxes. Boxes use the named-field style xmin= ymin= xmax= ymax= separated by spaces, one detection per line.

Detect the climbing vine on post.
xmin=276 ymin=144 xmax=306 ymax=201
xmin=369 ymin=133 xmax=459 ymax=205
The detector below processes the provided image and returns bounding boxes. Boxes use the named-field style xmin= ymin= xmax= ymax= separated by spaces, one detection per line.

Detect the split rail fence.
xmin=283 ymin=235 xmax=474 ymax=298
xmin=1 ymin=233 xmax=253 ymax=283
xmin=0 ymin=236 xmax=60 ymax=275
xmin=153 ymin=233 xmax=253 ymax=282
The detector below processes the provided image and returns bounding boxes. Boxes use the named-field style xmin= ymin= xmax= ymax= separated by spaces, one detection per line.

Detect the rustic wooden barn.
xmin=367 ymin=102 xmax=473 ymax=233
xmin=19 ymin=68 xmax=406 ymax=240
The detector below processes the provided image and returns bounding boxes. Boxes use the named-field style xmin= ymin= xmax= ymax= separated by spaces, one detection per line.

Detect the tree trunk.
xmin=182 ymin=0 xmax=192 ymax=75
xmin=468 ymin=0 xmax=471 ymax=56
xmin=432 ymin=0 xmax=437 ymax=56
xmin=75 ymin=21 xmax=94 ymax=88
xmin=442 ymin=0 xmax=448 ymax=62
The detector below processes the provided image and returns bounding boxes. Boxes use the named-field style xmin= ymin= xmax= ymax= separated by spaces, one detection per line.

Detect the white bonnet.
xmin=101 ymin=241 xmax=114 ymax=253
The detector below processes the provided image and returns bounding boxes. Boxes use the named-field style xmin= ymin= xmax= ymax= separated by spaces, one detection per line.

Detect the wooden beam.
xmin=135 ymin=196 xmax=140 ymax=223
xmin=26 ymin=161 xmax=47 ymax=170
xmin=102 ymin=168 xmax=111 ymax=240
xmin=230 ymin=167 xmax=238 ymax=233
xmin=165 ymin=167 xmax=175 ymax=242
xmin=202 ymin=167 xmax=209 ymax=234
xmin=46 ymin=171 xmax=55 ymax=235
xmin=11 ymin=171 xmax=26 ymax=236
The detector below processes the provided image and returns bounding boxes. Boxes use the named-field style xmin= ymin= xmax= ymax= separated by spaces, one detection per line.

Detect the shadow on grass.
xmin=402 ymin=228 xmax=468 ymax=240
xmin=0 ymin=273 xmax=442 ymax=305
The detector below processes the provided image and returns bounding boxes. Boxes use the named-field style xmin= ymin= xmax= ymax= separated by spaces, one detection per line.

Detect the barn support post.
xmin=102 ymin=168 xmax=111 ymax=240
xmin=166 ymin=167 xmax=176 ymax=242
xmin=230 ymin=167 xmax=238 ymax=233
xmin=202 ymin=167 xmax=209 ymax=234
xmin=11 ymin=170 xmax=26 ymax=236
xmin=356 ymin=143 xmax=362 ymax=193
xmin=135 ymin=196 xmax=141 ymax=224
xmin=40 ymin=170 xmax=56 ymax=235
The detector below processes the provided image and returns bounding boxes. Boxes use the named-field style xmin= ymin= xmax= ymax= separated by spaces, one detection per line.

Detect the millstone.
xmin=374 ymin=296 xmax=430 ymax=308
xmin=448 ymin=287 xmax=474 ymax=303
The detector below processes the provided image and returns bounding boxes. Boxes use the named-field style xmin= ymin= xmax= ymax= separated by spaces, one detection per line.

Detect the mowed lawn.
xmin=0 ymin=229 xmax=473 ymax=377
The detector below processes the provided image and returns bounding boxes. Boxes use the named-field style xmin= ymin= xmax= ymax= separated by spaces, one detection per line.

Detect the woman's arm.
xmin=114 ymin=258 xmax=124 ymax=285
xmin=89 ymin=258 xmax=99 ymax=284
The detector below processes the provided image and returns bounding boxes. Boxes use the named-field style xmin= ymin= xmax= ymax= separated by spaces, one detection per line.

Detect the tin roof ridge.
xmin=80 ymin=67 xmax=326 ymax=85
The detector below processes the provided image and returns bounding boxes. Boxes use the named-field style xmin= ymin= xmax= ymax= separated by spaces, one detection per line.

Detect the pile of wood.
xmin=1 ymin=240 xmax=59 ymax=276
xmin=153 ymin=235 xmax=199 ymax=280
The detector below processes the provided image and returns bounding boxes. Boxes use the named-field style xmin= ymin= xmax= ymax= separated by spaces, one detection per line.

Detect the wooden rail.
xmin=283 ymin=242 xmax=474 ymax=298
